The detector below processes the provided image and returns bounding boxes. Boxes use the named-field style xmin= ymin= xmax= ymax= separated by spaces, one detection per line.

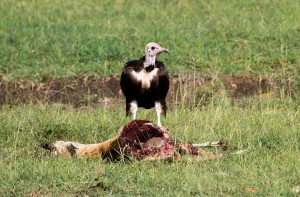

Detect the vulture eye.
xmin=151 ymin=46 xmax=156 ymax=50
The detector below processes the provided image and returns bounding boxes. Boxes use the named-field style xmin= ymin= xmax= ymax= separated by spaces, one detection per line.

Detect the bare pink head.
xmin=145 ymin=42 xmax=169 ymax=57
xmin=144 ymin=42 xmax=168 ymax=66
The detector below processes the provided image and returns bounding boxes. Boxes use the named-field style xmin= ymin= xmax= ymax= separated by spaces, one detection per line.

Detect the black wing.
xmin=120 ymin=59 xmax=144 ymax=102
xmin=152 ymin=60 xmax=169 ymax=116
xmin=154 ymin=60 xmax=169 ymax=100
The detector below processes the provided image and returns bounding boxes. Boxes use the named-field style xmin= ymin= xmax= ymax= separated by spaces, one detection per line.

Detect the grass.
xmin=0 ymin=98 xmax=299 ymax=196
xmin=0 ymin=0 xmax=300 ymax=196
xmin=0 ymin=0 xmax=300 ymax=81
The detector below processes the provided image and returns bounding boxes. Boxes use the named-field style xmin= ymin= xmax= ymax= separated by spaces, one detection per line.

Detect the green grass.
xmin=0 ymin=0 xmax=300 ymax=81
xmin=1 ymin=0 xmax=300 ymax=196
xmin=0 ymin=98 xmax=299 ymax=196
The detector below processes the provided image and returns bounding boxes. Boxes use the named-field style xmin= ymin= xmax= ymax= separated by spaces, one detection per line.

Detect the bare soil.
xmin=0 ymin=75 xmax=293 ymax=107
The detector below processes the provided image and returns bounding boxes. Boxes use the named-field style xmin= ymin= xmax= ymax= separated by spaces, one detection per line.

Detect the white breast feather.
xmin=132 ymin=68 xmax=159 ymax=89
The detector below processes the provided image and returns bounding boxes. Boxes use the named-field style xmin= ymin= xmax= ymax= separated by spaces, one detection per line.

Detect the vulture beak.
xmin=159 ymin=47 xmax=169 ymax=54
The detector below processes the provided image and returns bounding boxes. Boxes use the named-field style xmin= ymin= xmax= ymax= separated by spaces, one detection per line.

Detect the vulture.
xmin=120 ymin=42 xmax=169 ymax=127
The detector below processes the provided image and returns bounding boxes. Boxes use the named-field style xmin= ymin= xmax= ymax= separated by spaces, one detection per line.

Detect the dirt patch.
xmin=0 ymin=75 xmax=291 ymax=107
xmin=0 ymin=76 xmax=121 ymax=107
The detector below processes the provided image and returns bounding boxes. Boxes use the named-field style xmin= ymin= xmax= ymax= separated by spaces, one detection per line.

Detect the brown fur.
xmin=41 ymin=132 xmax=121 ymax=159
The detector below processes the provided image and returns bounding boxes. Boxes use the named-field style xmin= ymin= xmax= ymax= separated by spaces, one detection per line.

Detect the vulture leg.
xmin=130 ymin=101 xmax=138 ymax=120
xmin=125 ymin=102 xmax=130 ymax=117
xmin=155 ymin=102 xmax=162 ymax=127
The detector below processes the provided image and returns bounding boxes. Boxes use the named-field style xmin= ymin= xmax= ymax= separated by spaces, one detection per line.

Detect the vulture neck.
xmin=144 ymin=55 xmax=156 ymax=68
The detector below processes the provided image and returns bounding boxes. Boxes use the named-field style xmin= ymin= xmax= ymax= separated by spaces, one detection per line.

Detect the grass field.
xmin=0 ymin=0 xmax=300 ymax=196
xmin=0 ymin=0 xmax=300 ymax=81
xmin=0 ymin=99 xmax=299 ymax=196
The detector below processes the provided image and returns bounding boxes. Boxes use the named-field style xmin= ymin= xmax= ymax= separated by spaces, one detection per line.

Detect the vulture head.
xmin=144 ymin=42 xmax=169 ymax=67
